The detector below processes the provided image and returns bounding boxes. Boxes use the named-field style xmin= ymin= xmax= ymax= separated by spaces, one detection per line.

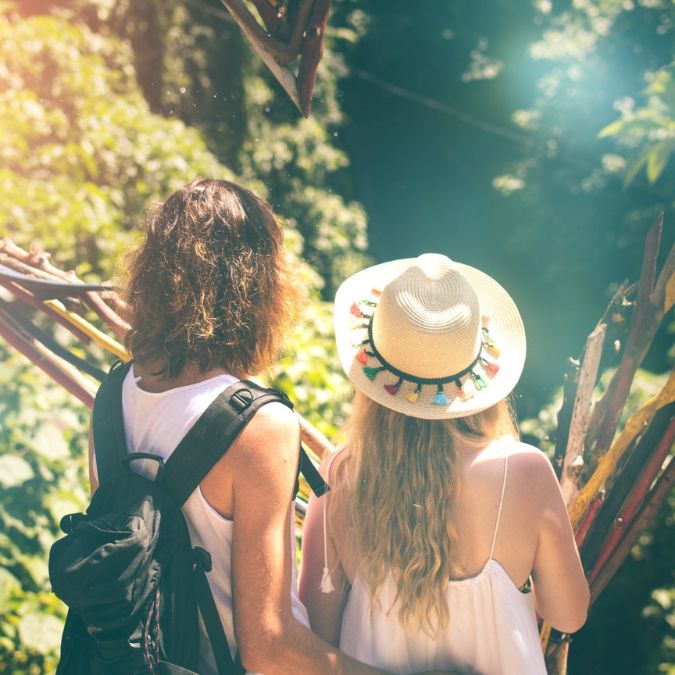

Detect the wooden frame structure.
xmin=220 ymin=0 xmax=332 ymax=116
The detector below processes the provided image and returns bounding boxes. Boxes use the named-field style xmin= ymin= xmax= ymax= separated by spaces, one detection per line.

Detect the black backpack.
xmin=49 ymin=360 xmax=328 ymax=675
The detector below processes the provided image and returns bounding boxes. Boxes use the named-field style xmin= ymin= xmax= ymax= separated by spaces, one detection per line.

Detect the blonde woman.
xmin=299 ymin=254 xmax=589 ymax=675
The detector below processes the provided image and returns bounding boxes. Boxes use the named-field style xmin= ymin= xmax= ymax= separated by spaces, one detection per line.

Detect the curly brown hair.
xmin=123 ymin=179 xmax=298 ymax=379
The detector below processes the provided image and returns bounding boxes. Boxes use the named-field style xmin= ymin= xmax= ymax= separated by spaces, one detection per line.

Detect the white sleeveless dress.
xmin=94 ymin=366 xmax=309 ymax=675
xmin=332 ymin=455 xmax=547 ymax=675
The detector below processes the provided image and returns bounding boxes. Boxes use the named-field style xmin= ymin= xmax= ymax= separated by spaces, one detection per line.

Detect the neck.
xmin=133 ymin=360 xmax=249 ymax=393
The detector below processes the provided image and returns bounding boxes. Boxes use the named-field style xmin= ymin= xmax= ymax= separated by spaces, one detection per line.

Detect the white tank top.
xmin=333 ymin=454 xmax=547 ymax=675
xmin=106 ymin=365 xmax=309 ymax=675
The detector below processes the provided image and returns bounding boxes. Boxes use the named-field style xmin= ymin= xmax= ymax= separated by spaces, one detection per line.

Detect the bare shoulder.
xmin=318 ymin=446 xmax=349 ymax=482
xmin=496 ymin=438 xmax=560 ymax=495
xmin=231 ymin=401 xmax=301 ymax=472
xmin=241 ymin=400 xmax=299 ymax=439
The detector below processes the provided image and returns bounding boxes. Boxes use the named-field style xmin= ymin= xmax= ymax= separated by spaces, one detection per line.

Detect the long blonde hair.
xmin=332 ymin=391 xmax=517 ymax=636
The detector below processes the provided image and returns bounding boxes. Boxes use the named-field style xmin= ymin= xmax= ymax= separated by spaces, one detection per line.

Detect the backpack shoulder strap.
xmin=92 ymin=360 xmax=133 ymax=485
xmin=162 ymin=380 xmax=329 ymax=506
xmin=299 ymin=447 xmax=329 ymax=498
xmin=162 ymin=380 xmax=288 ymax=506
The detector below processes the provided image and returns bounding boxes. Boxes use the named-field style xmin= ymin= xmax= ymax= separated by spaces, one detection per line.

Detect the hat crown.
xmin=372 ymin=254 xmax=481 ymax=379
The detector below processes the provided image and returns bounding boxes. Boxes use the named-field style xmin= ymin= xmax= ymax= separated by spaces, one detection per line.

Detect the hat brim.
xmin=334 ymin=258 xmax=526 ymax=419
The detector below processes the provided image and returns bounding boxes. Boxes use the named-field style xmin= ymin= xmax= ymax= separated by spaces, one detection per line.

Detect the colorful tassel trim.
xmin=433 ymin=384 xmax=449 ymax=406
xmin=473 ymin=373 xmax=487 ymax=390
xmin=456 ymin=377 xmax=476 ymax=401
xmin=320 ymin=566 xmax=335 ymax=594
xmin=405 ymin=383 xmax=422 ymax=404
xmin=486 ymin=343 xmax=501 ymax=359
xmin=363 ymin=366 xmax=385 ymax=380
xmin=350 ymin=303 xmax=365 ymax=318
xmin=352 ymin=308 xmax=501 ymax=404
xmin=481 ymin=357 xmax=500 ymax=376
xmin=384 ymin=377 xmax=403 ymax=396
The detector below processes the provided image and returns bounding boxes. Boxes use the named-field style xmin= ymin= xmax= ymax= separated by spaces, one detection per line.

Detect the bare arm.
xmin=299 ymin=453 xmax=349 ymax=646
xmin=230 ymin=403 xmax=392 ymax=675
xmin=530 ymin=452 xmax=589 ymax=633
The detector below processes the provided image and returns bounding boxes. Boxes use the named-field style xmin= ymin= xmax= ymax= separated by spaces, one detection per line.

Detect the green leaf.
xmin=0 ymin=568 xmax=21 ymax=606
xmin=598 ymin=118 xmax=625 ymax=138
xmin=18 ymin=612 xmax=63 ymax=654
xmin=646 ymin=140 xmax=674 ymax=183
xmin=0 ymin=455 xmax=34 ymax=488
xmin=622 ymin=150 xmax=650 ymax=188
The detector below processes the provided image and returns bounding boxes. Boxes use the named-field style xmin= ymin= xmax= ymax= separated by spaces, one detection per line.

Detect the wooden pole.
xmin=575 ymin=492 xmax=604 ymax=548
xmin=553 ymin=357 xmax=581 ymax=479
xmin=559 ymin=324 xmax=606 ymax=505
xmin=586 ymin=216 xmax=672 ymax=459
xmin=0 ymin=278 xmax=94 ymax=345
xmin=569 ymin=370 xmax=675 ymax=527
xmin=588 ymin=413 xmax=675 ymax=584
xmin=0 ymin=307 xmax=96 ymax=407
xmin=590 ymin=454 xmax=675 ymax=602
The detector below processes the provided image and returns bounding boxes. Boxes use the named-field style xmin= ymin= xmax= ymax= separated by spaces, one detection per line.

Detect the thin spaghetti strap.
xmin=320 ymin=448 xmax=344 ymax=593
xmin=488 ymin=455 xmax=509 ymax=561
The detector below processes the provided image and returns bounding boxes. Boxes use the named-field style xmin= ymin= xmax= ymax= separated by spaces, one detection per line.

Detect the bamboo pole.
xmin=300 ymin=419 xmax=334 ymax=461
xmin=220 ymin=0 xmax=300 ymax=63
xmin=81 ymin=291 xmax=130 ymax=338
xmin=581 ymin=405 xmax=673 ymax=571
xmin=545 ymin=634 xmax=571 ymax=675
xmin=541 ymin=326 xmax=605 ymax=657
xmin=0 ymin=238 xmax=128 ymax=335
xmin=297 ymin=0 xmax=332 ymax=115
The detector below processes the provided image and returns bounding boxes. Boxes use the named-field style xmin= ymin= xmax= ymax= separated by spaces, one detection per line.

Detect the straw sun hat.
xmin=334 ymin=253 xmax=526 ymax=419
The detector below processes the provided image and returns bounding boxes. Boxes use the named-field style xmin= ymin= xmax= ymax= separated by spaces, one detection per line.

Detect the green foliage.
xmin=0 ymin=344 xmax=89 ymax=673
xmin=273 ymin=294 xmax=353 ymax=442
xmin=0 ymin=5 xmax=230 ymax=278
xmin=48 ymin=0 xmax=371 ymax=298
xmin=491 ymin=0 xmax=674 ymax=275
xmin=599 ymin=62 xmax=675 ymax=185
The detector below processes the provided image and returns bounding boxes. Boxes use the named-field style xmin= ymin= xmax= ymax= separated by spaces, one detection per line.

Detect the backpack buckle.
xmin=229 ymin=388 xmax=254 ymax=413
xmin=193 ymin=547 xmax=212 ymax=572
xmin=60 ymin=512 xmax=86 ymax=534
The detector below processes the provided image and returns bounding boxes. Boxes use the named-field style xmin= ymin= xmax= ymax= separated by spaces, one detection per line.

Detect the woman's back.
xmin=332 ymin=438 xmax=549 ymax=675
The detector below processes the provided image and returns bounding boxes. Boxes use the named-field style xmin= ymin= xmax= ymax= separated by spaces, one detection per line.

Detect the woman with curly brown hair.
xmin=88 ymin=179 xmax=449 ymax=675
